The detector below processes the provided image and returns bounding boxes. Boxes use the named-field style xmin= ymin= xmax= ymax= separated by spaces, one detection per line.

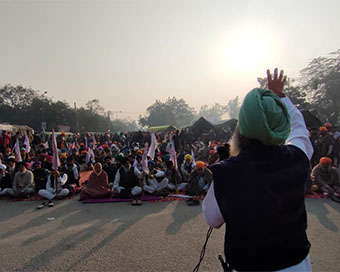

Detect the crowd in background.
xmin=0 ymin=122 xmax=340 ymax=206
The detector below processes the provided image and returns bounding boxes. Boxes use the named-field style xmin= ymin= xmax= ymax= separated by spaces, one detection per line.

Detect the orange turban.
xmin=81 ymin=150 xmax=88 ymax=155
xmin=195 ymin=161 xmax=205 ymax=169
xmin=319 ymin=127 xmax=328 ymax=133
xmin=320 ymin=157 xmax=332 ymax=165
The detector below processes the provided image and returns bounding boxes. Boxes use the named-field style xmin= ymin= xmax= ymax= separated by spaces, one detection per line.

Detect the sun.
xmin=224 ymin=31 xmax=269 ymax=72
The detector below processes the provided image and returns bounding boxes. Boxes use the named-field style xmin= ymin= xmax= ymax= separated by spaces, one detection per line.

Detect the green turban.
xmin=238 ymin=88 xmax=290 ymax=146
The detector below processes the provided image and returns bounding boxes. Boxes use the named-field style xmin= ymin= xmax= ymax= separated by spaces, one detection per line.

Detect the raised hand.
xmin=266 ymin=68 xmax=287 ymax=98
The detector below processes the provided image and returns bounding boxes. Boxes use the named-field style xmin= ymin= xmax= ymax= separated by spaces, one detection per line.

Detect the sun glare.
xmin=224 ymin=31 xmax=269 ymax=72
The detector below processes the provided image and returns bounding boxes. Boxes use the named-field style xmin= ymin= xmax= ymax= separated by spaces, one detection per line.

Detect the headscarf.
xmin=238 ymin=88 xmax=290 ymax=146
xmin=94 ymin=162 xmax=103 ymax=176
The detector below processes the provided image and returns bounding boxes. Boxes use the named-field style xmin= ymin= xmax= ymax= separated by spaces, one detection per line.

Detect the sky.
xmin=1 ymin=0 xmax=339 ymax=121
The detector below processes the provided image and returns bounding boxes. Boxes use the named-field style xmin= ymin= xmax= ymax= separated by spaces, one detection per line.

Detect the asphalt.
xmin=0 ymin=198 xmax=339 ymax=272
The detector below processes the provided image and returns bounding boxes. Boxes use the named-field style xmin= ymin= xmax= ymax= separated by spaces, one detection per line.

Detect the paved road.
xmin=0 ymin=198 xmax=339 ymax=272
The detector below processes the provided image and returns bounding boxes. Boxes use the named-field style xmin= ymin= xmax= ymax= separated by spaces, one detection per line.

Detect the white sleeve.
xmin=58 ymin=173 xmax=68 ymax=186
xmin=202 ymin=181 xmax=225 ymax=228
xmin=155 ymin=170 xmax=165 ymax=178
xmin=113 ymin=170 xmax=120 ymax=188
xmin=134 ymin=166 xmax=143 ymax=179
xmin=281 ymin=97 xmax=313 ymax=160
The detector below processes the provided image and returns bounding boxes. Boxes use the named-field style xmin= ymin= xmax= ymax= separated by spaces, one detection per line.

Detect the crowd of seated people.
xmin=1 ymin=123 xmax=340 ymax=207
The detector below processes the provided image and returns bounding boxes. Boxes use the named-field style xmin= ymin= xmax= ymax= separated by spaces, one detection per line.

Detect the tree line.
xmin=1 ymin=49 xmax=339 ymax=132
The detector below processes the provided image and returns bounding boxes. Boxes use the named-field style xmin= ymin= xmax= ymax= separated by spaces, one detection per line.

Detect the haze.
xmin=1 ymin=0 xmax=339 ymax=121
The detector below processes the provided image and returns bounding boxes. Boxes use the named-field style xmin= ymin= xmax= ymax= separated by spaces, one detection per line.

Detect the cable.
xmin=192 ymin=227 xmax=213 ymax=272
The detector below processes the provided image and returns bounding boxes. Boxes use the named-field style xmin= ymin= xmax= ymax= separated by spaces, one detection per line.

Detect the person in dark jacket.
xmin=203 ymin=69 xmax=313 ymax=271
xmin=0 ymin=164 xmax=12 ymax=195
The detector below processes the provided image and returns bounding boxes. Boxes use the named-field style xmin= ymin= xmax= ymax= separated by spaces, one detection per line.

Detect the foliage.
xmin=225 ymin=96 xmax=241 ymax=119
xmin=198 ymin=103 xmax=227 ymax=124
xmin=300 ymin=49 xmax=340 ymax=124
xmin=139 ymin=97 xmax=196 ymax=128
xmin=0 ymin=84 xmax=137 ymax=133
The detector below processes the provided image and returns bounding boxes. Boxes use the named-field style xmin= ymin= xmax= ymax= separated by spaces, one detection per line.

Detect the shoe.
xmin=131 ymin=199 xmax=137 ymax=206
xmin=136 ymin=198 xmax=143 ymax=206
xmin=48 ymin=200 xmax=54 ymax=207
xmin=37 ymin=202 xmax=46 ymax=209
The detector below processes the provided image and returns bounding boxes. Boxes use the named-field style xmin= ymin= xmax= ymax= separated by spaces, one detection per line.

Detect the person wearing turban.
xmin=316 ymin=126 xmax=335 ymax=164
xmin=203 ymin=69 xmax=313 ymax=271
xmin=181 ymin=154 xmax=194 ymax=182
xmin=311 ymin=157 xmax=340 ymax=200
xmin=185 ymin=161 xmax=213 ymax=206
xmin=0 ymin=164 xmax=12 ymax=196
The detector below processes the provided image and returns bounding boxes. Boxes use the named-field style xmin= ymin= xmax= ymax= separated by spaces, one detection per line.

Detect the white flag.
xmin=52 ymin=130 xmax=60 ymax=170
xmin=14 ymin=138 xmax=22 ymax=162
xmin=24 ymin=133 xmax=31 ymax=153
xmin=191 ymin=149 xmax=196 ymax=168
xmin=168 ymin=136 xmax=177 ymax=170
xmin=147 ymin=131 xmax=157 ymax=160
xmin=141 ymin=143 xmax=149 ymax=174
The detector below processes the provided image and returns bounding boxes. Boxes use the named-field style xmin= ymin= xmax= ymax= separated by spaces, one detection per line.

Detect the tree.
xmin=86 ymin=99 xmax=105 ymax=115
xmin=139 ymin=97 xmax=196 ymax=128
xmin=300 ymin=49 xmax=340 ymax=124
xmin=198 ymin=103 xmax=227 ymax=123
xmin=225 ymin=96 xmax=241 ymax=119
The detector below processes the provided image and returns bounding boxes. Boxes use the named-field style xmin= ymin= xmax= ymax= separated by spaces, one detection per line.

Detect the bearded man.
xmin=203 ymin=69 xmax=313 ymax=271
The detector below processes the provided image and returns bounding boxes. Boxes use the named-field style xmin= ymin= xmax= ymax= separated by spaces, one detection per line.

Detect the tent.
xmin=301 ymin=110 xmax=322 ymax=129
xmin=0 ymin=123 xmax=34 ymax=135
xmin=215 ymin=118 xmax=238 ymax=133
xmin=190 ymin=117 xmax=216 ymax=134
xmin=147 ymin=125 xmax=177 ymax=132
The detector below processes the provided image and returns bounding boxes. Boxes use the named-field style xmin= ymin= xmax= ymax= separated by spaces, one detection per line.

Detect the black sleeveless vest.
xmin=211 ymin=142 xmax=311 ymax=271
xmin=119 ymin=167 xmax=138 ymax=190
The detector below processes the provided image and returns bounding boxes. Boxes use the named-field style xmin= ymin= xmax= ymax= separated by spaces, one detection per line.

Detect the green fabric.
xmin=238 ymin=88 xmax=290 ymax=146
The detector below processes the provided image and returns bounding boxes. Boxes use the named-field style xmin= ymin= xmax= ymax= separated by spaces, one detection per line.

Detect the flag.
xmin=72 ymin=142 xmax=76 ymax=150
xmin=14 ymin=138 xmax=22 ymax=162
xmin=85 ymin=136 xmax=88 ymax=148
xmin=24 ymin=133 xmax=31 ymax=153
xmin=92 ymin=135 xmax=96 ymax=149
xmin=147 ymin=131 xmax=157 ymax=160
xmin=52 ymin=130 xmax=60 ymax=170
xmin=141 ymin=143 xmax=149 ymax=174
xmin=191 ymin=149 xmax=196 ymax=168
xmin=44 ymin=140 xmax=49 ymax=150
xmin=168 ymin=136 xmax=177 ymax=170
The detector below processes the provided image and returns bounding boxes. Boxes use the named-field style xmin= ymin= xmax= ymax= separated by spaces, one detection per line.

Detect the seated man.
xmin=79 ymin=162 xmax=111 ymax=200
xmin=37 ymin=169 xmax=70 ymax=208
xmin=32 ymin=161 xmax=50 ymax=193
xmin=112 ymin=157 xmax=143 ymax=205
xmin=60 ymin=156 xmax=80 ymax=190
xmin=164 ymin=160 xmax=186 ymax=191
xmin=0 ymin=164 xmax=12 ymax=196
xmin=3 ymin=162 xmax=34 ymax=198
xmin=180 ymin=154 xmax=194 ymax=182
xmin=143 ymin=161 xmax=169 ymax=194
xmin=311 ymin=157 xmax=340 ymax=201
xmin=185 ymin=161 xmax=213 ymax=206
xmin=102 ymin=155 xmax=118 ymax=183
